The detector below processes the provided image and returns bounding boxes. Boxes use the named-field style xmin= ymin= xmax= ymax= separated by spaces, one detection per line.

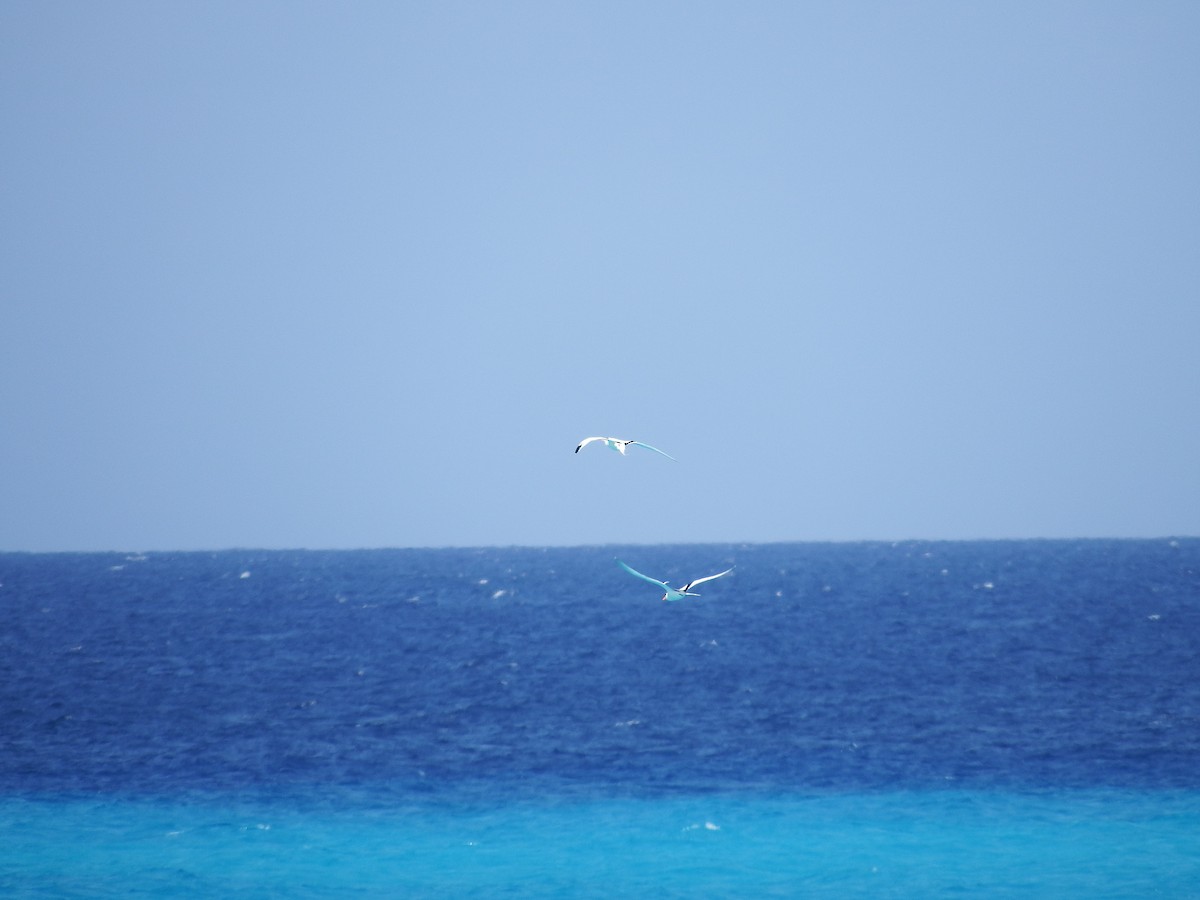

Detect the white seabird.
xmin=575 ymin=436 xmax=676 ymax=461
xmin=616 ymin=559 xmax=733 ymax=602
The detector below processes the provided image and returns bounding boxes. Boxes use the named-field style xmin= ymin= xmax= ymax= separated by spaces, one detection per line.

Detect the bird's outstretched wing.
xmin=628 ymin=441 xmax=677 ymax=461
xmin=616 ymin=559 xmax=669 ymax=589
xmin=575 ymin=437 xmax=607 ymax=453
xmin=680 ymin=567 xmax=734 ymax=592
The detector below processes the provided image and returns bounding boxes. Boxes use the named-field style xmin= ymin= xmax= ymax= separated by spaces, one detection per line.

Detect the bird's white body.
xmin=616 ymin=559 xmax=733 ymax=602
xmin=575 ymin=436 xmax=676 ymax=461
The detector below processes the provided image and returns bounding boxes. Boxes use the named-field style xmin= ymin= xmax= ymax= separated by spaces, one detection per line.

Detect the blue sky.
xmin=2 ymin=2 xmax=1197 ymax=551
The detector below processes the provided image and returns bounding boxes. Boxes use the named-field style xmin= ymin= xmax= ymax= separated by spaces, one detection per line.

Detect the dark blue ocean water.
xmin=2 ymin=540 xmax=1198 ymax=896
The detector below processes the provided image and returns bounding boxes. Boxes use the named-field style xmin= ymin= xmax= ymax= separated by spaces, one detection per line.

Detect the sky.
xmin=2 ymin=1 xmax=1198 ymax=552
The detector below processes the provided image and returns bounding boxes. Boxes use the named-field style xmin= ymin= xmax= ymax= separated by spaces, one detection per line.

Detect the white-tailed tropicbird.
xmin=616 ymin=559 xmax=733 ymax=602
xmin=575 ymin=436 xmax=676 ymax=461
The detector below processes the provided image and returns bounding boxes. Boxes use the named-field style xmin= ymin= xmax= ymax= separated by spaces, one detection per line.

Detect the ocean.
xmin=1 ymin=540 xmax=1197 ymax=896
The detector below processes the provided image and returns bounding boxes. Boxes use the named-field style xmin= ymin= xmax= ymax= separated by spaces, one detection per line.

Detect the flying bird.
xmin=575 ymin=437 xmax=676 ymax=461
xmin=616 ymin=559 xmax=733 ymax=602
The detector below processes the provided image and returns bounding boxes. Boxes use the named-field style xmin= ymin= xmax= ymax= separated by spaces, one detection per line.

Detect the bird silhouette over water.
xmin=616 ymin=559 xmax=733 ymax=602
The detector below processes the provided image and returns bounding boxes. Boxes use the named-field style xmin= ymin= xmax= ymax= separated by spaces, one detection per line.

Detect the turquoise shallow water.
xmin=3 ymin=789 xmax=1198 ymax=897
